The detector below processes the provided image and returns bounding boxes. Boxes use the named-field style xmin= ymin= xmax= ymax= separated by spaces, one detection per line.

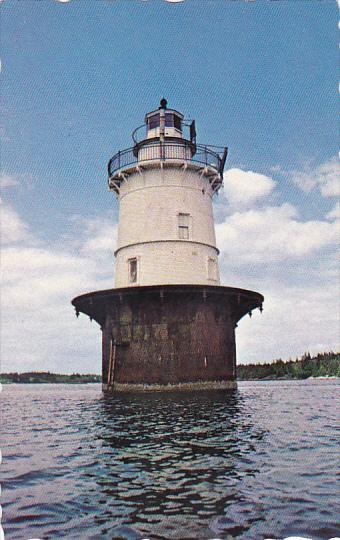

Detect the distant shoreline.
xmin=1 ymin=377 xmax=339 ymax=384
xmin=1 ymin=352 xmax=339 ymax=384
xmin=0 ymin=374 xmax=102 ymax=384
xmin=0 ymin=381 xmax=102 ymax=384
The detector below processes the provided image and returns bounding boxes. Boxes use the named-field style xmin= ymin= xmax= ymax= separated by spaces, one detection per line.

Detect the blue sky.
xmin=1 ymin=0 xmax=339 ymax=373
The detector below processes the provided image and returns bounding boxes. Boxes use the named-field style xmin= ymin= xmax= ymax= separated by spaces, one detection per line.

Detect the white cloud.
xmin=0 ymin=173 xmax=20 ymax=189
xmin=234 ymin=281 xmax=339 ymax=364
xmin=1 ymin=206 xmax=116 ymax=373
xmin=1 ymin=203 xmax=32 ymax=244
xmin=292 ymin=156 xmax=339 ymax=197
xmin=216 ymin=203 xmax=338 ymax=265
xmin=2 ymin=247 xmax=99 ymax=303
xmin=221 ymin=168 xmax=276 ymax=207
xmin=326 ymin=202 xmax=339 ymax=221
xmin=215 ymin=177 xmax=339 ymax=362
xmin=77 ymin=216 xmax=117 ymax=254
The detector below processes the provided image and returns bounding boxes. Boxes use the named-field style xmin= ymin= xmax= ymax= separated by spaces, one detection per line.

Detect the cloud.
xmin=221 ymin=168 xmax=276 ymax=207
xmin=216 ymin=202 xmax=338 ymax=265
xmin=2 ymin=247 xmax=97 ymax=302
xmin=0 ymin=173 xmax=20 ymax=189
xmin=326 ymin=202 xmax=339 ymax=221
xmin=75 ymin=216 xmax=117 ymax=254
xmin=291 ymin=156 xmax=339 ymax=197
xmin=214 ymin=166 xmax=339 ymax=362
xmin=234 ymin=281 xmax=339 ymax=364
xmin=1 ymin=203 xmax=32 ymax=244
xmin=1 ymin=205 xmax=116 ymax=373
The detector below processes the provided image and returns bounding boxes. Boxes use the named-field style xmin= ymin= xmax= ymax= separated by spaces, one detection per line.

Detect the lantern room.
xmin=145 ymin=98 xmax=184 ymax=140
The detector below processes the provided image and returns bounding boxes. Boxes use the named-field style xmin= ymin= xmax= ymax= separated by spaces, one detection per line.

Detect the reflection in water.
xmin=94 ymin=390 xmax=265 ymax=539
xmin=2 ymin=382 xmax=339 ymax=539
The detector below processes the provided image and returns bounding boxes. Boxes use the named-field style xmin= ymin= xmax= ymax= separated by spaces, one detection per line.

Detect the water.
xmin=1 ymin=381 xmax=339 ymax=540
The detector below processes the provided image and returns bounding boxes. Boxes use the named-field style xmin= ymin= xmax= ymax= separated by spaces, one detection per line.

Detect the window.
xmin=128 ymin=258 xmax=138 ymax=283
xmin=165 ymin=113 xmax=182 ymax=130
xmin=179 ymin=226 xmax=189 ymax=239
xmin=174 ymin=115 xmax=182 ymax=131
xmin=178 ymin=213 xmax=190 ymax=239
xmin=165 ymin=113 xmax=174 ymax=127
xmin=208 ymin=258 xmax=218 ymax=281
xmin=148 ymin=114 xmax=160 ymax=130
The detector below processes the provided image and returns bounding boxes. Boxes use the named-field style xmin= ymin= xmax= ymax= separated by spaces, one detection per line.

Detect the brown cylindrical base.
xmin=102 ymin=287 xmax=237 ymax=391
xmin=72 ymin=285 xmax=263 ymax=392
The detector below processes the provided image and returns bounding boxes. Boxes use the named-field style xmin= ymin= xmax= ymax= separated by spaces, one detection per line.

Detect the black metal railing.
xmin=108 ymin=142 xmax=227 ymax=179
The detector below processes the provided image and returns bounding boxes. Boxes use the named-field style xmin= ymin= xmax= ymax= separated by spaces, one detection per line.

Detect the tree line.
xmin=0 ymin=372 xmax=101 ymax=384
xmin=237 ymin=351 xmax=339 ymax=380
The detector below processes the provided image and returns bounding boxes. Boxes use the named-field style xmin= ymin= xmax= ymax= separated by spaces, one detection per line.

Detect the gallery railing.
xmin=108 ymin=142 xmax=228 ymax=179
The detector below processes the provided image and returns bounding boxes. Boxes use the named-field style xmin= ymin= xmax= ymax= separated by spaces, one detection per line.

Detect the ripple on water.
xmin=1 ymin=381 xmax=339 ymax=540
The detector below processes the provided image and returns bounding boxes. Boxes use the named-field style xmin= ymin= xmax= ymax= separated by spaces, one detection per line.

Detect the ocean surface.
xmin=1 ymin=381 xmax=339 ymax=540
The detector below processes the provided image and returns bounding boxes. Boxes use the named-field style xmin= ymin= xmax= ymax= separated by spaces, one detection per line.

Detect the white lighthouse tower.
xmin=72 ymin=99 xmax=263 ymax=392
xmin=110 ymin=98 xmax=226 ymax=288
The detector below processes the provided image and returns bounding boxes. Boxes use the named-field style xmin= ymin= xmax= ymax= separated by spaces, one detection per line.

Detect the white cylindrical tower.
xmin=108 ymin=99 xmax=228 ymax=288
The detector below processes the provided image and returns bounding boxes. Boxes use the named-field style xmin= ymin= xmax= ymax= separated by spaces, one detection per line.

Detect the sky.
xmin=1 ymin=0 xmax=339 ymax=374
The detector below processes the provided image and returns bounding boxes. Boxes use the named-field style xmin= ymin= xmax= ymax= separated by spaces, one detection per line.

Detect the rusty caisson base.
xmin=72 ymin=285 xmax=263 ymax=392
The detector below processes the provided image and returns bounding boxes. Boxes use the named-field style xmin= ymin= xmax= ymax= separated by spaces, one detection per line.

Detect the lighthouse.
xmin=72 ymin=99 xmax=263 ymax=392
